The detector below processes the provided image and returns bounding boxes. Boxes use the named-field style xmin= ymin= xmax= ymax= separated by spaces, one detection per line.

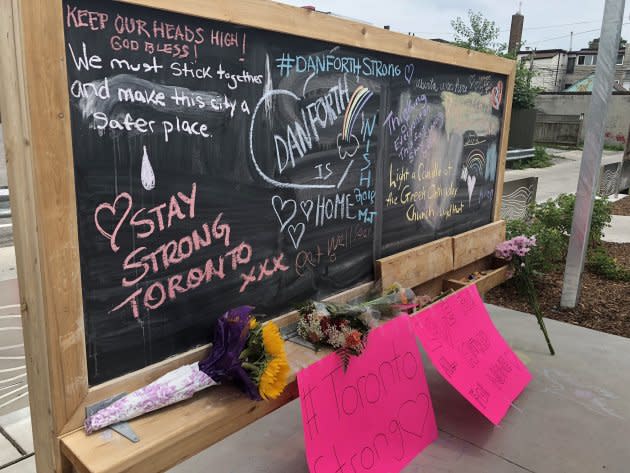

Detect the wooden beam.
xmin=0 ymin=0 xmax=85 ymax=470
xmin=120 ymin=0 xmax=514 ymax=75
xmin=452 ymin=221 xmax=506 ymax=270
xmin=494 ymin=62 xmax=517 ymax=221
xmin=376 ymin=238 xmax=453 ymax=291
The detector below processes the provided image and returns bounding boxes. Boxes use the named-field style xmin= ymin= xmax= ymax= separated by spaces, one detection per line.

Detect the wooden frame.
xmin=0 ymin=0 xmax=515 ymax=471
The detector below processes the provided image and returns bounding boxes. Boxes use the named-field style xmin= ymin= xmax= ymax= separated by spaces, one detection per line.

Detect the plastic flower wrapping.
xmin=84 ymin=306 xmax=289 ymax=434
xmin=296 ymin=284 xmax=422 ymax=367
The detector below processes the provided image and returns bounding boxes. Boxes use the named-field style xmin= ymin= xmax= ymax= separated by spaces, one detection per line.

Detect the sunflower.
xmin=262 ymin=322 xmax=285 ymax=358
xmin=258 ymin=356 xmax=290 ymax=400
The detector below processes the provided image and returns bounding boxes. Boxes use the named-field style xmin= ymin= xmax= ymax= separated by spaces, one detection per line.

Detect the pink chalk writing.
xmin=239 ymin=253 xmax=289 ymax=293
xmin=94 ymin=183 xmax=197 ymax=253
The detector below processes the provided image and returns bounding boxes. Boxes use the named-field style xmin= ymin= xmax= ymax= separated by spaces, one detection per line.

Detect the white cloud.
xmin=276 ymin=0 xmax=629 ymax=51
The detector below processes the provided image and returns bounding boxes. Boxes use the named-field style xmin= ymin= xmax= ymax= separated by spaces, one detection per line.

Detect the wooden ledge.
xmin=60 ymin=338 xmax=326 ymax=473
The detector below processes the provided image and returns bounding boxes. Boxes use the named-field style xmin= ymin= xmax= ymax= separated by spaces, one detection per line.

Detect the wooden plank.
xmin=452 ymin=221 xmax=506 ymax=270
xmin=376 ymin=238 xmax=453 ymax=290
xmin=493 ymin=63 xmax=516 ymax=221
xmin=0 ymin=1 xmax=71 ymax=471
xmin=61 ymin=282 xmax=374 ymax=434
xmin=120 ymin=0 xmax=514 ymax=75
xmin=444 ymin=265 xmax=510 ymax=295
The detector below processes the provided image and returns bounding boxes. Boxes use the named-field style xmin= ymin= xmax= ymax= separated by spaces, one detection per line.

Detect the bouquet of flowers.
xmin=84 ymin=306 xmax=289 ymax=435
xmin=297 ymin=285 xmax=421 ymax=368
xmin=496 ymin=235 xmax=555 ymax=355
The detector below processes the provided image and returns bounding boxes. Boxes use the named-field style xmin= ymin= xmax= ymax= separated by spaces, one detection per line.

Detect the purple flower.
xmin=495 ymin=235 xmax=537 ymax=261
xmin=198 ymin=306 xmax=261 ymax=400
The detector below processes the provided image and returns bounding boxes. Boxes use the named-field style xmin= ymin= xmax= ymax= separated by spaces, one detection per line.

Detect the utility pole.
xmin=560 ymin=0 xmax=626 ymax=308
xmin=569 ymin=31 xmax=573 ymax=51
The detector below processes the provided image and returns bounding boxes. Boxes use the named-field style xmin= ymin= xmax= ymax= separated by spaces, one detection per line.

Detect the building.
xmin=517 ymin=49 xmax=568 ymax=92
xmin=518 ymin=43 xmax=630 ymax=92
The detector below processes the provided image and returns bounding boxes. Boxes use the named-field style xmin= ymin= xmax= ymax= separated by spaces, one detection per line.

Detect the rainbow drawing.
xmin=341 ymin=86 xmax=374 ymax=140
xmin=465 ymin=149 xmax=486 ymax=176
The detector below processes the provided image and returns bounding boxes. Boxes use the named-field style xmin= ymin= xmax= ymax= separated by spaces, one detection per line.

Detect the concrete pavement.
xmin=168 ymin=305 xmax=630 ymax=473
xmin=504 ymin=148 xmax=624 ymax=203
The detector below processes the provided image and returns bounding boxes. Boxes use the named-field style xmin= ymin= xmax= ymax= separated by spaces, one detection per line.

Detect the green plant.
xmin=506 ymin=218 xmax=567 ymax=273
xmin=506 ymin=146 xmax=554 ymax=170
xmin=505 ymin=194 xmax=613 ymax=275
xmin=512 ymin=60 xmax=542 ymax=110
xmin=603 ymin=143 xmax=625 ymax=151
xmin=450 ymin=10 xmax=502 ymax=54
xmin=535 ymin=194 xmax=612 ymax=247
xmin=587 ymin=247 xmax=630 ymax=282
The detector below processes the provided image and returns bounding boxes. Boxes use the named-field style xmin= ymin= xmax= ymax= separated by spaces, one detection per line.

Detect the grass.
xmin=507 ymin=146 xmax=554 ymax=170
xmin=603 ymin=143 xmax=625 ymax=152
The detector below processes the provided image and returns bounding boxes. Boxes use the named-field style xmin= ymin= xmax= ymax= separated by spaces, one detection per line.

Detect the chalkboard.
xmin=62 ymin=0 xmax=507 ymax=384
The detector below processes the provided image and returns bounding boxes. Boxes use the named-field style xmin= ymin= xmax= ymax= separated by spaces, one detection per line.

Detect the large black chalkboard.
xmin=62 ymin=0 xmax=506 ymax=384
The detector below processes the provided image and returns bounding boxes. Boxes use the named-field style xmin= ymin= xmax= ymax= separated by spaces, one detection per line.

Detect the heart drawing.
xmin=491 ymin=81 xmax=503 ymax=110
xmin=287 ymin=223 xmax=306 ymax=249
xmin=94 ymin=192 xmax=133 ymax=253
xmin=271 ymin=195 xmax=297 ymax=231
xmin=300 ymin=200 xmax=314 ymax=222
xmin=404 ymin=64 xmax=415 ymax=84
xmin=336 ymin=133 xmax=360 ymax=160
xmin=467 ymin=174 xmax=477 ymax=204
xmin=397 ymin=393 xmax=433 ymax=441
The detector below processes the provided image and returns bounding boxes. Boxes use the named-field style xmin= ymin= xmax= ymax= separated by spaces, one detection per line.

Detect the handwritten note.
xmin=411 ymin=285 xmax=532 ymax=425
xmin=298 ymin=316 xmax=437 ymax=473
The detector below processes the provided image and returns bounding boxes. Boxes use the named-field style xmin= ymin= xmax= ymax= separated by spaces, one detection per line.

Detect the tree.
xmin=450 ymin=10 xmax=502 ymax=54
xmin=450 ymin=11 xmax=540 ymax=109
xmin=588 ymin=37 xmax=626 ymax=49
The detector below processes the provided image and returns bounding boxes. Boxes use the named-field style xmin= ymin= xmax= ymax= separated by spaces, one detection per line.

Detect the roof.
xmin=564 ymin=74 xmax=627 ymax=92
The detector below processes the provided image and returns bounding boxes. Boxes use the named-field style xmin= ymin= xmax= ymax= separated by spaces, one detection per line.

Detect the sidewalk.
xmin=504 ymin=148 xmax=624 ymax=203
xmin=172 ymin=304 xmax=630 ymax=473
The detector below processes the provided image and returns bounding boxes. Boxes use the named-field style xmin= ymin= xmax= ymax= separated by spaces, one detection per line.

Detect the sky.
xmin=276 ymin=0 xmax=630 ymax=51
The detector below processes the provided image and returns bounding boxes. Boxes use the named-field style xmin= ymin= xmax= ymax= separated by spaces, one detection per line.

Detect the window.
xmin=617 ymin=54 xmax=625 ymax=65
xmin=567 ymin=57 xmax=576 ymax=73
xmin=577 ymin=55 xmax=597 ymax=66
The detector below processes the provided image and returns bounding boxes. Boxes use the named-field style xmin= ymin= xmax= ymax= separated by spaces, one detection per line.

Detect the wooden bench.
xmin=59 ymin=221 xmax=507 ymax=473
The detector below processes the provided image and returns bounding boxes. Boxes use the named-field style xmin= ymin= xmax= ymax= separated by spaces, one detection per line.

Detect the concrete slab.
xmin=0 ymin=408 xmax=33 ymax=454
xmin=504 ymin=149 xmax=623 ymax=203
xmin=0 ymin=431 xmax=21 ymax=466
xmin=0 ymin=246 xmax=16 ymax=282
xmin=168 ymin=305 xmax=630 ymax=473
xmin=0 ymin=125 xmax=6 ymax=188
xmin=603 ymin=215 xmax=630 ymax=243
xmin=0 ymin=456 xmax=35 ymax=473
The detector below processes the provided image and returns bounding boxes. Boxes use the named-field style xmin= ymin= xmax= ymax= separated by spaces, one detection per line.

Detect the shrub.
xmin=506 ymin=218 xmax=567 ymax=273
xmin=506 ymin=146 xmax=553 ymax=170
xmin=534 ymin=194 xmax=611 ymax=246
xmin=504 ymin=194 xmax=613 ymax=274
xmin=587 ymin=247 xmax=630 ymax=282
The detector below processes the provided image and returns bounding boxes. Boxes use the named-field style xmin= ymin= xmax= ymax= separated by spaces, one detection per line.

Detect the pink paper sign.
xmin=298 ymin=316 xmax=437 ymax=473
xmin=412 ymin=285 xmax=532 ymax=425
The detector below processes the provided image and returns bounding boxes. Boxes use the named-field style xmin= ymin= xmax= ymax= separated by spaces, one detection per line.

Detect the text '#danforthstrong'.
xmin=275 ymin=53 xmax=401 ymax=78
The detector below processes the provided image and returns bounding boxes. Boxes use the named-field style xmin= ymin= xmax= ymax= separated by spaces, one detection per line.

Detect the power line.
xmin=523 ymin=20 xmax=601 ymax=30
xmin=527 ymin=23 xmax=630 ymax=46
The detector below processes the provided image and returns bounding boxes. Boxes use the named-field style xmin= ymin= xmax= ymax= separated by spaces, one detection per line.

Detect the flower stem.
xmin=524 ymin=276 xmax=555 ymax=356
